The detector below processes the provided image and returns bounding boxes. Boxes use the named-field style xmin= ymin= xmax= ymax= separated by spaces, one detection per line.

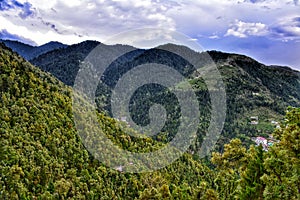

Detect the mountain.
xmin=30 ymin=41 xmax=300 ymax=151
xmin=0 ymin=42 xmax=216 ymax=199
xmin=30 ymin=40 xmax=137 ymax=86
xmin=0 ymin=39 xmax=67 ymax=60
xmin=1 ymin=42 xmax=299 ymax=199
xmin=30 ymin=40 xmax=101 ymax=86
xmin=206 ymin=50 xmax=300 ymax=148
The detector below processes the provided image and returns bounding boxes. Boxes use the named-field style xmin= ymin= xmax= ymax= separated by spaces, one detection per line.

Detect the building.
xmin=250 ymin=116 xmax=259 ymax=125
xmin=254 ymin=136 xmax=268 ymax=151
xmin=119 ymin=116 xmax=127 ymax=122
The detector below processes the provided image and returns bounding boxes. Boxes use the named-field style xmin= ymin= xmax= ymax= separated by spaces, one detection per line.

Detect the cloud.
xmin=0 ymin=29 xmax=37 ymax=45
xmin=0 ymin=0 xmax=180 ymax=45
xmin=0 ymin=0 xmax=35 ymax=18
xmin=208 ymin=35 xmax=220 ymax=39
xmin=0 ymin=15 xmax=93 ymax=45
xmin=17 ymin=1 xmax=35 ymax=19
xmin=0 ymin=0 xmax=13 ymax=11
xmin=1 ymin=0 xmax=298 ymax=45
xmin=225 ymin=20 xmax=269 ymax=38
xmin=0 ymin=0 xmax=300 ymax=70
xmin=270 ymin=16 xmax=300 ymax=41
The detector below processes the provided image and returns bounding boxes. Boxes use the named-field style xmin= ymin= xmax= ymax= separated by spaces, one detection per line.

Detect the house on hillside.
xmin=120 ymin=116 xmax=127 ymax=122
xmin=250 ymin=116 xmax=259 ymax=125
xmin=271 ymin=120 xmax=281 ymax=129
xmin=115 ymin=165 xmax=123 ymax=172
xmin=254 ymin=136 xmax=268 ymax=151
xmin=252 ymin=134 xmax=280 ymax=151
xmin=271 ymin=120 xmax=278 ymax=125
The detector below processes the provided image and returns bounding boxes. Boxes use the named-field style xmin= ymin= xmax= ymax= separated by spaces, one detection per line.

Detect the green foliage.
xmin=0 ymin=43 xmax=212 ymax=199
xmin=238 ymin=145 xmax=265 ymax=200
xmin=1 ymin=42 xmax=299 ymax=199
xmin=209 ymin=107 xmax=300 ymax=200
xmin=30 ymin=44 xmax=300 ymax=152
xmin=261 ymin=107 xmax=300 ymax=200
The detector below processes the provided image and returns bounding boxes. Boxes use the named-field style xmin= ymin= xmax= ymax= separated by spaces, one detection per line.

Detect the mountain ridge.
xmin=1 ymin=39 xmax=299 ymax=199
xmin=1 ymin=40 xmax=299 ymax=148
xmin=0 ymin=41 xmax=217 ymax=199
xmin=0 ymin=39 xmax=68 ymax=60
xmin=2 ymin=39 xmax=299 ymax=72
xmin=25 ymin=41 xmax=300 ymax=151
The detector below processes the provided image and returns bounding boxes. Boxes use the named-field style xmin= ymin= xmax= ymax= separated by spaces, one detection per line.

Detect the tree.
xmin=261 ymin=107 xmax=300 ymax=200
xmin=237 ymin=145 xmax=265 ymax=200
xmin=211 ymin=139 xmax=247 ymax=199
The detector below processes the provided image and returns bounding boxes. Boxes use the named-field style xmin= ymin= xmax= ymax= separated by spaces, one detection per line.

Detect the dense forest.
xmin=29 ymin=41 xmax=300 ymax=151
xmin=0 ymin=42 xmax=299 ymax=199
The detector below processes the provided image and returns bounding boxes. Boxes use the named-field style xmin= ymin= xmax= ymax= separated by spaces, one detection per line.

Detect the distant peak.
xmin=155 ymin=43 xmax=200 ymax=53
xmin=42 ymin=41 xmax=64 ymax=45
xmin=39 ymin=41 xmax=68 ymax=48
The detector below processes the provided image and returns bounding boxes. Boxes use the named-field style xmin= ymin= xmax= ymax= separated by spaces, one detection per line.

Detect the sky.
xmin=0 ymin=0 xmax=300 ymax=70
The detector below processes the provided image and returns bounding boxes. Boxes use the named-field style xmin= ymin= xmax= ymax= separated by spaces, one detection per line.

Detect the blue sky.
xmin=0 ymin=0 xmax=300 ymax=70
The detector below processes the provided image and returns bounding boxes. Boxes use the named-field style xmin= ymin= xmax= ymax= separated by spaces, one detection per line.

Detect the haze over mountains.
xmin=0 ymin=39 xmax=67 ymax=60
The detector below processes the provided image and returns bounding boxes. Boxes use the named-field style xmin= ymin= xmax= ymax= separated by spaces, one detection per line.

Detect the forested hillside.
xmin=0 ymin=42 xmax=215 ymax=199
xmin=30 ymin=42 xmax=300 ymax=151
xmin=0 ymin=42 xmax=299 ymax=199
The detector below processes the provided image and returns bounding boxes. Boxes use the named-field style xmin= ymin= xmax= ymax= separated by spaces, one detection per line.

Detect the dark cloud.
xmin=293 ymin=17 xmax=300 ymax=26
xmin=269 ymin=16 xmax=300 ymax=40
xmin=18 ymin=1 xmax=34 ymax=19
xmin=0 ymin=0 xmax=13 ymax=10
xmin=271 ymin=27 xmax=298 ymax=37
xmin=294 ymin=17 xmax=300 ymax=22
xmin=0 ymin=29 xmax=37 ymax=45
xmin=0 ymin=0 xmax=34 ymax=18
xmin=245 ymin=0 xmax=264 ymax=3
xmin=39 ymin=17 xmax=62 ymax=34
xmin=12 ymin=0 xmax=23 ymax=8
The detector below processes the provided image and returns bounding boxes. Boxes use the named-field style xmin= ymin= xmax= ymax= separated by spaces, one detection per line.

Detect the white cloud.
xmin=225 ymin=20 xmax=269 ymax=38
xmin=0 ymin=0 xmax=300 ymax=69
xmin=28 ymin=0 xmax=58 ymax=10
xmin=1 ymin=0 xmax=299 ymax=45
xmin=0 ymin=0 xmax=178 ymax=45
xmin=209 ymin=35 xmax=220 ymax=39
xmin=0 ymin=15 xmax=93 ymax=45
xmin=167 ymin=0 xmax=300 ymax=39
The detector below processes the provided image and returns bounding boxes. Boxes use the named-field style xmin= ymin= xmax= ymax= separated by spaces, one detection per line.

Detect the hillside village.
xmin=250 ymin=116 xmax=280 ymax=151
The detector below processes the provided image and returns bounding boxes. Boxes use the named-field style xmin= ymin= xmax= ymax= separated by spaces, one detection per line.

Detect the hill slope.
xmin=30 ymin=42 xmax=300 ymax=150
xmin=1 ymin=42 xmax=299 ymax=200
xmin=0 ymin=43 xmax=215 ymax=199
xmin=30 ymin=41 xmax=137 ymax=86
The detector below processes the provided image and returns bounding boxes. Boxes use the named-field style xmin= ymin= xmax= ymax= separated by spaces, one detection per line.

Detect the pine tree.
xmin=238 ymin=145 xmax=265 ymax=200
xmin=211 ymin=139 xmax=247 ymax=199
xmin=261 ymin=107 xmax=300 ymax=200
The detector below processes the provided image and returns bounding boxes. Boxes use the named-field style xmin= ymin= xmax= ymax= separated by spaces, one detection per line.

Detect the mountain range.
xmin=9 ymin=39 xmax=299 ymax=150
xmin=0 ymin=39 xmax=67 ymax=60
xmin=0 ymin=42 xmax=214 ymax=199
xmin=0 ymin=40 xmax=299 ymax=199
